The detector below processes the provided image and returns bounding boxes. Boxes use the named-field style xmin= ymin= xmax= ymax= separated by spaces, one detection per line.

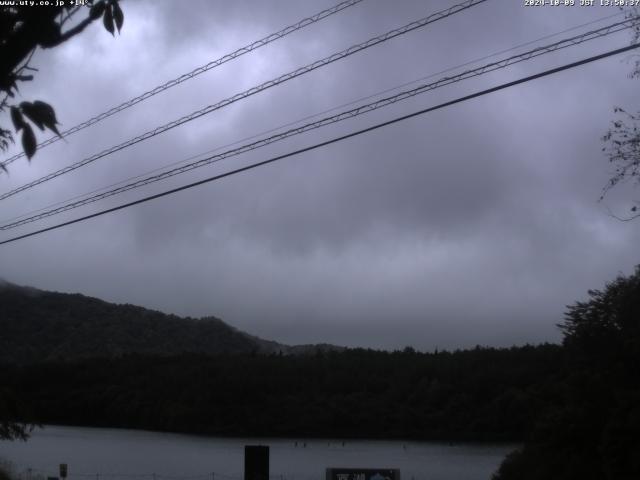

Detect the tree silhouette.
xmin=0 ymin=0 xmax=124 ymax=170
xmin=0 ymin=0 xmax=124 ymax=440
xmin=559 ymin=265 xmax=640 ymax=359
xmin=601 ymin=107 xmax=640 ymax=221
xmin=494 ymin=266 xmax=640 ymax=480
xmin=600 ymin=7 xmax=640 ymax=220
xmin=0 ymin=387 xmax=33 ymax=441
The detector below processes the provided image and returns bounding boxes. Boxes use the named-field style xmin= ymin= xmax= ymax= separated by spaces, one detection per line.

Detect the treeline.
xmin=2 ymin=265 xmax=639 ymax=479
xmin=1 ymin=344 xmax=563 ymax=442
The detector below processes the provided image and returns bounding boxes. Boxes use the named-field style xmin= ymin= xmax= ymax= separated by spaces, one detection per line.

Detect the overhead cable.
xmin=0 ymin=0 xmax=488 ymax=202
xmin=1 ymin=42 xmax=638 ymax=246
xmin=3 ymin=9 xmax=625 ymax=226
xmin=2 ymin=17 xmax=637 ymax=231
xmin=0 ymin=0 xmax=366 ymax=169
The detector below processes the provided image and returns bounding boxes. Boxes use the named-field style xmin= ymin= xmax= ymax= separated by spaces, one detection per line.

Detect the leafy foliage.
xmin=601 ymin=107 xmax=640 ymax=219
xmin=560 ymin=265 xmax=640 ymax=357
xmin=12 ymin=98 xmax=64 ymax=161
xmin=0 ymin=0 xmax=124 ymax=167
xmin=600 ymin=7 xmax=640 ymax=220
xmin=626 ymin=6 xmax=640 ymax=79
xmin=493 ymin=266 xmax=640 ymax=480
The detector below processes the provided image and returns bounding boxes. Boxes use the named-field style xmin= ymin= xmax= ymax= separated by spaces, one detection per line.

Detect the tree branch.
xmin=59 ymin=6 xmax=82 ymax=28
xmin=604 ymin=204 xmax=640 ymax=222
xmin=48 ymin=15 xmax=97 ymax=48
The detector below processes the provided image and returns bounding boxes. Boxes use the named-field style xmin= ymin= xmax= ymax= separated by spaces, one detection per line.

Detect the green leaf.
xmin=18 ymin=101 xmax=62 ymax=138
xmin=90 ymin=1 xmax=106 ymax=20
xmin=103 ymin=5 xmax=115 ymax=36
xmin=112 ymin=1 xmax=124 ymax=33
xmin=10 ymin=106 xmax=25 ymax=132
xmin=20 ymin=102 xmax=45 ymax=131
xmin=22 ymin=124 xmax=36 ymax=160
xmin=32 ymin=100 xmax=62 ymax=138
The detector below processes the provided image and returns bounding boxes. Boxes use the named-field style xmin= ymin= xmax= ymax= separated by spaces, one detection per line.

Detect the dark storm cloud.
xmin=1 ymin=0 xmax=639 ymax=350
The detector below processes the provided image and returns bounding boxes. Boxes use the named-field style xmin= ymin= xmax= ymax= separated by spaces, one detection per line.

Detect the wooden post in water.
xmin=244 ymin=445 xmax=269 ymax=480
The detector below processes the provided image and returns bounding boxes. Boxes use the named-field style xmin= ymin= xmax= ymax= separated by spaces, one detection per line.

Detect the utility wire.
xmin=0 ymin=0 xmax=488 ymax=202
xmin=2 ymin=10 xmax=626 ymax=226
xmin=1 ymin=17 xmax=637 ymax=231
xmin=1 ymin=42 xmax=638 ymax=247
xmin=0 ymin=0 xmax=365 ymax=169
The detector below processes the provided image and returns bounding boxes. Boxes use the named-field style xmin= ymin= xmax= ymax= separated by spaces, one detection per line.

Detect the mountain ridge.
xmin=0 ymin=280 xmax=343 ymax=364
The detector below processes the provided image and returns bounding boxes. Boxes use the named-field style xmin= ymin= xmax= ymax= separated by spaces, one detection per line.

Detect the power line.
xmin=3 ymin=17 xmax=635 ymax=228
xmin=2 ymin=17 xmax=637 ymax=231
xmin=1 ymin=42 xmax=637 ymax=247
xmin=0 ymin=0 xmax=365 ymax=169
xmin=0 ymin=0 xmax=488 ymax=202
xmin=2 ymin=10 xmax=626 ymax=227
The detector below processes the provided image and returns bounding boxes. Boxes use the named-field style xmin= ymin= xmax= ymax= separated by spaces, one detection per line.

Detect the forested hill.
xmin=3 ymin=266 xmax=639 ymax=479
xmin=0 ymin=281 xmax=337 ymax=364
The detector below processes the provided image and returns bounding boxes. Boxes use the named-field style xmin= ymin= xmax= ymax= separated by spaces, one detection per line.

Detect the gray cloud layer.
xmin=1 ymin=0 xmax=639 ymax=350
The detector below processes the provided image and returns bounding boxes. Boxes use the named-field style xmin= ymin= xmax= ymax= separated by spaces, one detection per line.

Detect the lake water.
xmin=0 ymin=426 xmax=514 ymax=480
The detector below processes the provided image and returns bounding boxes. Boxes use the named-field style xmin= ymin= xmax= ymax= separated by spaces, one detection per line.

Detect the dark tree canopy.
xmin=0 ymin=0 xmax=124 ymax=169
xmin=560 ymin=265 xmax=640 ymax=358
xmin=0 ymin=388 xmax=33 ymax=441
xmin=494 ymin=266 xmax=640 ymax=480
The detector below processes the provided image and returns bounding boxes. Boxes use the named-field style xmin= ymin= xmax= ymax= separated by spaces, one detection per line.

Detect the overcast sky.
xmin=1 ymin=0 xmax=639 ymax=350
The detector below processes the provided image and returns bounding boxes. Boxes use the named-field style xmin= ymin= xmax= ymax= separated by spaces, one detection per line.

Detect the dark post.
xmin=244 ymin=445 xmax=269 ymax=480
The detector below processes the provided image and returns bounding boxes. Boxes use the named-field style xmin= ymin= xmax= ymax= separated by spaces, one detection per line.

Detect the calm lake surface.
xmin=0 ymin=426 xmax=515 ymax=480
